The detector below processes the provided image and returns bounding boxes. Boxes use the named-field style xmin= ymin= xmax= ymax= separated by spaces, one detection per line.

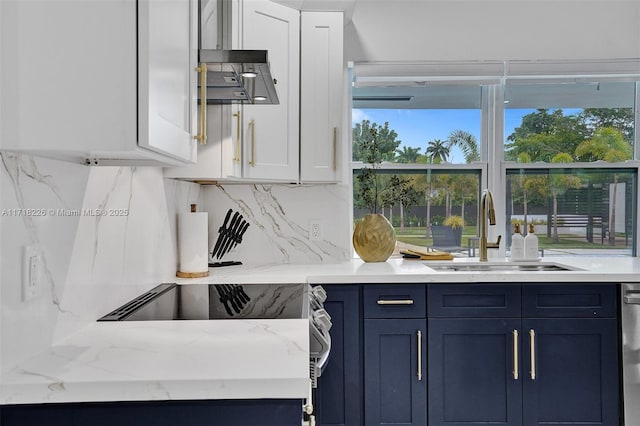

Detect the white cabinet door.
xmin=0 ymin=0 xmax=196 ymax=166
xmin=300 ymin=11 xmax=344 ymax=182
xmin=240 ymin=0 xmax=300 ymax=181
xmin=138 ymin=0 xmax=198 ymax=163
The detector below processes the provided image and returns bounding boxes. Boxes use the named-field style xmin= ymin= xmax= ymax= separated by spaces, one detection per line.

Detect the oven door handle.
xmin=624 ymin=291 xmax=640 ymax=304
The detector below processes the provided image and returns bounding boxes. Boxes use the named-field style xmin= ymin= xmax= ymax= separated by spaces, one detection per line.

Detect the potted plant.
xmin=352 ymin=128 xmax=399 ymax=262
xmin=443 ymin=215 xmax=465 ymax=246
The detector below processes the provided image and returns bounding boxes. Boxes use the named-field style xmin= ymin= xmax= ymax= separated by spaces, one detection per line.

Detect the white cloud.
xmin=351 ymin=109 xmax=371 ymax=125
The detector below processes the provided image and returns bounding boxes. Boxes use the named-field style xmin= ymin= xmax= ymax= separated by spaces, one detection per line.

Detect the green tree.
xmin=579 ymin=108 xmax=634 ymax=144
xmin=549 ymin=153 xmax=582 ymax=243
xmin=395 ymin=146 xmax=422 ymax=163
xmin=382 ymin=175 xmax=421 ymax=231
xmin=448 ymin=130 xmax=480 ymax=163
xmin=426 ymin=139 xmax=450 ymax=164
xmin=505 ymin=109 xmax=586 ymax=162
xmin=510 ymin=153 xmax=547 ymax=233
xmin=575 ymin=127 xmax=632 ymax=245
xmin=353 ymin=120 xmax=401 ymax=162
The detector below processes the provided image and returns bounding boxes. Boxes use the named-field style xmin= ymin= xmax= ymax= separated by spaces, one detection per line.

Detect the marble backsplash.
xmin=203 ymin=184 xmax=351 ymax=266
xmin=1 ymin=153 xmax=351 ymax=372
xmin=0 ymin=154 xmax=201 ymax=371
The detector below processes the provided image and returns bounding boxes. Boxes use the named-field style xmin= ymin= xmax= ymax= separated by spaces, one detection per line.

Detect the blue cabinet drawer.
xmin=522 ymin=284 xmax=617 ymax=318
xmin=428 ymin=284 xmax=521 ymax=318
xmin=363 ymin=285 xmax=426 ymax=318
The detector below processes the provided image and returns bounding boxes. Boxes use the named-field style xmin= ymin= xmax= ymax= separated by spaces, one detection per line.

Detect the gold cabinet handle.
xmin=194 ymin=63 xmax=207 ymax=144
xmin=249 ymin=119 xmax=256 ymax=166
xmin=513 ymin=329 xmax=519 ymax=380
xmin=529 ymin=329 xmax=536 ymax=380
xmin=332 ymin=127 xmax=338 ymax=171
xmin=376 ymin=299 xmax=414 ymax=305
xmin=417 ymin=330 xmax=422 ymax=381
xmin=232 ymin=111 xmax=241 ymax=162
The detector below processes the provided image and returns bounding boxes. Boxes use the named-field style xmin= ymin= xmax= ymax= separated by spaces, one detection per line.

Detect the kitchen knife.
xmin=230 ymin=221 xmax=250 ymax=251
xmin=219 ymin=214 xmax=244 ymax=259
xmin=210 ymin=208 xmax=233 ymax=259
xmin=214 ymin=211 xmax=239 ymax=259
xmin=214 ymin=285 xmax=233 ymax=316
xmin=223 ymin=284 xmax=242 ymax=313
xmin=233 ymin=284 xmax=250 ymax=304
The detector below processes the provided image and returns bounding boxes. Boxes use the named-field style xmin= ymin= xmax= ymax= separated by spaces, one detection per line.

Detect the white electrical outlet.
xmin=309 ymin=219 xmax=321 ymax=241
xmin=22 ymin=246 xmax=41 ymax=302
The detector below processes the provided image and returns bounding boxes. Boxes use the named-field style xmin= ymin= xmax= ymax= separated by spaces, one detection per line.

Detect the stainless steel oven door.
xmin=622 ymin=283 xmax=640 ymax=425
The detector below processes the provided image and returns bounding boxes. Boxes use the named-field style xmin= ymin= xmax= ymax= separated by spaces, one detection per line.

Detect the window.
xmin=351 ymin=60 xmax=640 ymax=257
xmin=506 ymin=167 xmax=636 ymax=256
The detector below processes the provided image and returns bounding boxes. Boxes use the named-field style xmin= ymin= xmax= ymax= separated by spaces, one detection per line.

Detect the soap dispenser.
xmin=524 ymin=223 xmax=539 ymax=260
xmin=510 ymin=223 xmax=525 ymax=261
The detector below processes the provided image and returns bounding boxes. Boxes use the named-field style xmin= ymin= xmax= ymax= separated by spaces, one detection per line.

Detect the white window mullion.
xmin=482 ymin=84 xmax=506 ymax=257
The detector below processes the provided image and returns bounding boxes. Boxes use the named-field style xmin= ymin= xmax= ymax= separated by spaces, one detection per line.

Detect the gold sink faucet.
xmin=479 ymin=189 xmax=501 ymax=262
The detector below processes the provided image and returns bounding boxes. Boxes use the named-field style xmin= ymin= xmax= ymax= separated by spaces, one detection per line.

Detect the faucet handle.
xmin=487 ymin=235 xmax=502 ymax=249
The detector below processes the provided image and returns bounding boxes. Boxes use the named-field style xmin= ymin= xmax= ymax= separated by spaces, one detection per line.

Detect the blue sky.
xmin=352 ymin=108 xmax=572 ymax=163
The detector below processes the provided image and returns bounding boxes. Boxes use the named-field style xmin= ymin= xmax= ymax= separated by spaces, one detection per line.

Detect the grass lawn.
xmin=394 ymin=226 xmax=629 ymax=250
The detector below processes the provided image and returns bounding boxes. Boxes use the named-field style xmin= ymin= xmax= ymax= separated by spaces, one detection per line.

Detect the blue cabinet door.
xmin=364 ymin=318 xmax=427 ymax=426
xmin=428 ymin=318 xmax=523 ymax=426
xmin=316 ymin=285 xmax=362 ymax=426
xmin=522 ymin=318 xmax=619 ymax=426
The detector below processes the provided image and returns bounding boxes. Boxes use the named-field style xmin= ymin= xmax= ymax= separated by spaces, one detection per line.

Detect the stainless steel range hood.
xmin=200 ymin=49 xmax=279 ymax=104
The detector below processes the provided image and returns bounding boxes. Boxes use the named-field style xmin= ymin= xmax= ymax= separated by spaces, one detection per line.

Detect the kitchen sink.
xmin=98 ymin=283 xmax=309 ymax=321
xmin=425 ymin=261 xmax=581 ymax=272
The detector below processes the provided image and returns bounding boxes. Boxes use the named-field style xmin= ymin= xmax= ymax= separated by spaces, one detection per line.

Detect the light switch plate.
xmin=22 ymin=246 xmax=41 ymax=302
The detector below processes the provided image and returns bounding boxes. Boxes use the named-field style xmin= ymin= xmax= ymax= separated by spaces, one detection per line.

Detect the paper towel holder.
xmin=176 ymin=204 xmax=210 ymax=278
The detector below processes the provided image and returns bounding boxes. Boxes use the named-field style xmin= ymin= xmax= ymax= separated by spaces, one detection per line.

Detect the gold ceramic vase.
xmin=353 ymin=213 xmax=397 ymax=262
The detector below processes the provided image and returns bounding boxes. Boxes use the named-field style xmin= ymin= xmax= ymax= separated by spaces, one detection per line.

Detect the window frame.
xmin=349 ymin=59 xmax=640 ymax=257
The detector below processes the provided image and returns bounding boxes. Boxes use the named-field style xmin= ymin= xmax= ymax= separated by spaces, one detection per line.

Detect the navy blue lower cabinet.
xmin=428 ymin=318 xmax=523 ymax=426
xmin=522 ymin=318 xmax=619 ymax=426
xmin=0 ymin=399 xmax=303 ymax=426
xmin=316 ymin=285 xmax=362 ymax=426
xmin=364 ymin=318 xmax=427 ymax=426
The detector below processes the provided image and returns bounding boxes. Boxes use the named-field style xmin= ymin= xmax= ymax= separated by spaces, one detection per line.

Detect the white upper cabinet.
xmin=300 ymin=11 xmax=344 ymax=183
xmin=0 ymin=0 xmax=197 ymax=166
xmin=238 ymin=0 xmax=300 ymax=181
xmin=165 ymin=2 xmax=345 ymax=184
xmin=165 ymin=0 xmax=300 ymax=182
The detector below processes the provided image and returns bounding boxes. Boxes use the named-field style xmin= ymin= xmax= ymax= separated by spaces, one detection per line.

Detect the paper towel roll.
xmin=178 ymin=211 xmax=209 ymax=276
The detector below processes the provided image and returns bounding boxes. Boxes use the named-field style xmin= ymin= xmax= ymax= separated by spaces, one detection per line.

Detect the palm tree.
xmin=426 ymin=139 xmax=450 ymax=164
xmin=575 ymin=127 xmax=632 ymax=245
xmin=448 ymin=130 xmax=480 ymax=163
xmin=395 ymin=146 xmax=422 ymax=163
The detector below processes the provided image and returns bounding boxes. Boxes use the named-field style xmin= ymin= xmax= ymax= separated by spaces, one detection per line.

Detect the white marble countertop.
xmin=3 ymin=255 xmax=639 ymax=406
xmin=178 ymin=255 xmax=640 ymax=285
xmin=1 ymin=319 xmax=309 ymax=405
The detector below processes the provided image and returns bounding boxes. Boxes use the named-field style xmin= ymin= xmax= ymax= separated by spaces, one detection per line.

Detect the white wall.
xmin=345 ymin=1 xmax=640 ymax=62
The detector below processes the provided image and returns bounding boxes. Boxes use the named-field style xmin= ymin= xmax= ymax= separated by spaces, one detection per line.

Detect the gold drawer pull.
xmin=376 ymin=299 xmax=414 ymax=305
xmin=249 ymin=119 xmax=256 ymax=166
xmin=232 ymin=111 xmax=241 ymax=162
xmin=417 ymin=330 xmax=422 ymax=381
xmin=530 ymin=329 xmax=536 ymax=380
xmin=332 ymin=127 xmax=337 ymax=171
xmin=513 ymin=329 xmax=519 ymax=380
xmin=194 ymin=63 xmax=207 ymax=144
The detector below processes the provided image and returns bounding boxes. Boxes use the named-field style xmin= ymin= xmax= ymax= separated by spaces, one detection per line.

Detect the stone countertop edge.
xmin=176 ymin=256 xmax=640 ymax=285
xmin=1 ymin=319 xmax=310 ymax=405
